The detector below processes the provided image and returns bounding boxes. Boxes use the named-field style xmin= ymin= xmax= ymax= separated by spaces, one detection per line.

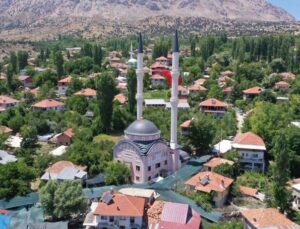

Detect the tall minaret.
xmin=129 ymin=42 xmax=134 ymax=60
xmin=136 ymin=33 xmax=144 ymax=120
xmin=170 ymin=30 xmax=180 ymax=150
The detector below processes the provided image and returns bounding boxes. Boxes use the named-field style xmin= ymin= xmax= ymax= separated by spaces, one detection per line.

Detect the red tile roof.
xmin=185 ymin=171 xmax=234 ymax=193
xmin=275 ymin=81 xmax=291 ymax=88
xmin=233 ymin=132 xmax=265 ymax=146
xmin=114 ymin=93 xmax=128 ymax=104
xmin=58 ymin=76 xmax=72 ymax=83
xmin=280 ymin=72 xmax=296 ymax=81
xmin=239 ymin=186 xmax=258 ymax=197
xmin=178 ymin=85 xmax=188 ymax=92
xmin=293 ymin=178 xmax=300 ymax=184
xmin=188 ymin=84 xmax=207 ymax=92
xmin=180 ymin=120 xmax=192 ymax=128
xmin=241 ymin=208 xmax=297 ymax=228
xmin=156 ymin=56 xmax=168 ymax=61
xmin=204 ymin=157 xmax=234 ymax=169
xmin=117 ymin=83 xmax=127 ymax=90
xmin=150 ymin=63 xmax=168 ymax=69
xmin=194 ymin=78 xmax=206 ymax=85
xmin=74 ymin=88 xmax=96 ymax=97
xmin=46 ymin=161 xmax=86 ymax=174
xmin=94 ymin=193 xmax=145 ymax=217
xmin=221 ymin=70 xmax=234 ymax=76
xmin=199 ymin=98 xmax=226 ymax=107
xmin=243 ymin=86 xmax=262 ymax=95
xmin=63 ymin=128 xmax=74 ymax=138
xmin=151 ymin=74 xmax=165 ymax=80
xmin=32 ymin=99 xmax=64 ymax=108
xmin=0 ymin=126 xmax=13 ymax=134
xmin=0 ymin=96 xmax=19 ymax=104
xmin=223 ymin=87 xmax=233 ymax=93
xmin=18 ymin=75 xmax=31 ymax=81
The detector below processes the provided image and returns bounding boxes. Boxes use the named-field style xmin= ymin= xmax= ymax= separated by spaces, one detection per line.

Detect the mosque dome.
xmin=125 ymin=119 xmax=161 ymax=141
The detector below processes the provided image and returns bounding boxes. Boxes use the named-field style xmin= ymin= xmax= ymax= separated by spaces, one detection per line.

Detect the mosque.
xmin=113 ymin=31 xmax=184 ymax=184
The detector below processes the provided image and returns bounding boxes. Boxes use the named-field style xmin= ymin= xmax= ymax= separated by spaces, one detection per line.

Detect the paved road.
xmin=234 ymin=108 xmax=245 ymax=133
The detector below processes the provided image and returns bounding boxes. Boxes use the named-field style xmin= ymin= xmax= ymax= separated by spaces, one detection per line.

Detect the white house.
xmin=32 ymin=99 xmax=65 ymax=112
xmin=58 ymin=76 xmax=72 ymax=95
xmin=232 ymin=132 xmax=266 ymax=172
xmin=292 ymin=183 xmax=300 ymax=209
xmin=84 ymin=192 xmax=146 ymax=229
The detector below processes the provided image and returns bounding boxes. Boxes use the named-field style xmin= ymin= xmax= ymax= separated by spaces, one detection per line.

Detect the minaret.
xmin=129 ymin=42 xmax=134 ymax=60
xmin=170 ymin=30 xmax=180 ymax=150
xmin=136 ymin=33 xmax=144 ymax=120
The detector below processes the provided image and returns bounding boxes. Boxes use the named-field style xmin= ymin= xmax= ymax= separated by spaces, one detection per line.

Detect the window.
xmin=253 ymin=154 xmax=258 ymax=158
xmin=156 ymin=163 xmax=160 ymax=168
xmin=136 ymin=165 xmax=140 ymax=171
xmin=101 ymin=216 xmax=107 ymax=220
xmin=119 ymin=216 xmax=126 ymax=221
xmin=164 ymin=160 xmax=167 ymax=165
xmin=148 ymin=166 xmax=151 ymax=171
xmin=148 ymin=176 xmax=151 ymax=181
xmin=155 ymin=174 xmax=159 ymax=178
xmin=130 ymin=217 xmax=135 ymax=224
xmin=136 ymin=176 xmax=140 ymax=181
xmin=109 ymin=216 xmax=114 ymax=222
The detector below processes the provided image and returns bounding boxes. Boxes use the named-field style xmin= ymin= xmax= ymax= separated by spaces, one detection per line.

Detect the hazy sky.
xmin=269 ymin=0 xmax=300 ymax=20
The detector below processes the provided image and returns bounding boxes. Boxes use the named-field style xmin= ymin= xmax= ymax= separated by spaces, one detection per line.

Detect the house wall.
xmin=213 ymin=188 xmax=230 ymax=207
xmin=57 ymin=134 xmax=71 ymax=146
xmin=235 ymin=149 xmax=265 ymax=172
xmin=58 ymin=85 xmax=68 ymax=95
xmin=96 ymin=215 xmax=143 ymax=229
xmin=151 ymin=79 xmax=165 ymax=87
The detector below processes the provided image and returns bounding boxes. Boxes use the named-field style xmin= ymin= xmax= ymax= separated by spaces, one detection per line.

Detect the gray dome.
xmin=125 ymin=119 xmax=160 ymax=136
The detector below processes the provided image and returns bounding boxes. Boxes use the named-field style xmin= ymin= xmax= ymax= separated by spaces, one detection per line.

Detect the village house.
xmin=117 ymin=83 xmax=128 ymax=92
xmin=85 ymin=192 xmax=146 ymax=229
xmin=178 ymin=85 xmax=189 ymax=98
xmin=58 ymin=76 xmax=72 ymax=95
xmin=150 ymin=62 xmax=169 ymax=71
xmin=147 ymin=201 xmax=201 ymax=229
xmin=74 ymin=88 xmax=97 ymax=100
xmin=52 ymin=128 xmax=74 ymax=146
xmin=0 ymin=96 xmax=19 ymax=112
xmin=185 ymin=171 xmax=234 ymax=207
xmin=194 ymin=78 xmax=206 ymax=86
xmin=0 ymin=126 xmax=13 ymax=135
xmin=188 ymin=84 xmax=208 ymax=94
xmin=292 ymin=183 xmax=300 ymax=209
xmin=144 ymin=99 xmax=166 ymax=108
xmin=199 ymin=98 xmax=227 ymax=117
xmin=279 ymin=72 xmax=296 ymax=81
xmin=220 ymin=70 xmax=234 ymax=77
xmin=32 ymin=99 xmax=65 ymax=112
xmin=118 ymin=188 xmax=158 ymax=205
xmin=0 ymin=150 xmax=17 ymax=165
xmin=275 ymin=81 xmax=291 ymax=90
xmin=114 ymin=93 xmax=128 ymax=105
xmin=155 ymin=56 xmax=168 ymax=66
xmin=223 ymin=87 xmax=233 ymax=97
xmin=180 ymin=119 xmax=192 ymax=136
xmin=203 ymin=157 xmax=234 ymax=172
xmin=41 ymin=160 xmax=87 ymax=182
xmin=243 ymin=86 xmax=262 ymax=101
xmin=241 ymin=208 xmax=298 ymax=229
xmin=150 ymin=74 xmax=166 ymax=88
xmin=232 ymin=132 xmax=266 ymax=172
xmin=218 ymin=75 xmax=234 ymax=88
xmin=166 ymin=99 xmax=190 ymax=110
xmin=18 ymin=75 xmax=33 ymax=88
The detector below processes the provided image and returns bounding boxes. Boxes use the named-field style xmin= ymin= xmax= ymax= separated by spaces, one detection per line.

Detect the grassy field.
xmin=144 ymin=89 xmax=170 ymax=100
xmin=93 ymin=133 xmax=123 ymax=143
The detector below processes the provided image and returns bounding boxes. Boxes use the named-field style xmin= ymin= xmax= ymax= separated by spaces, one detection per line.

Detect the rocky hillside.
xmin=0 ymin=0 xmax=297 ymax=41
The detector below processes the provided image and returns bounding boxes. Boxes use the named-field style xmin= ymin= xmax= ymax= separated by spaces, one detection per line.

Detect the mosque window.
xmin=136 ymin=165 xmax=140 ymax=171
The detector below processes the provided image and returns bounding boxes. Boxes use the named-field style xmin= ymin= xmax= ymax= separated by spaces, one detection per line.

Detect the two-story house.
xmin=58 ymin=76 xmax=72 ymax=95
xmin=199 ymin=98 xmax=227 ymax=117
xmin=243 ymin=86 xmax=262 ymax=101
xmin=92 ymin=192 xmax=146 ymax=229
xmin=232 ymin=132 xmax=266 ymax=172
xmin=18 ymin=75 xmax=34 ymax=88
xmin=150 ymin=74 xmax=166 ymax=88
xmin=0 ymin=96 xmax=19 ymax=112
xmin=185 ymin=171 xmax=234 ymax=207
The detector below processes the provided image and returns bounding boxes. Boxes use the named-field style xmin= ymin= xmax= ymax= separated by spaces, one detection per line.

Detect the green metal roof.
xmin=0 ymin=192 xmax=39 ymax=209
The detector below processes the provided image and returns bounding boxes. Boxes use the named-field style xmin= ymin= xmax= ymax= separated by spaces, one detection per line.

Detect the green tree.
xmin=20 ymin=125 xmax=38 ymax=149
xmin=127 ymin=68 xmax=137 ymax=113
xmin=10 ymin=51 xmax=17 ymax=73
xmin=53 ymin=51 xmax=64 ymax=78
xmin=105 ymin=161 xmax=131 ymax=185
xmin=214 ymin=163 xmax=235 ymax=178
xmin=17 ymin=51 xmax=28 ymax=70
xmin=6 ymin=64 xmax=14 ymax=93
xmin=271 ymin=130 xmax=292 ymax=212
xmin=40 ymin=180 xmax=86 ymax=219
xmin=0 ymin=162 xmax=35 ymax=198
xmin=96 ymin=73 xmax=116 ymax=133
xmin=67 ymin=96 xmax=88 ymax=115
xmin=185 ymin=114 xmax=215 ymax=155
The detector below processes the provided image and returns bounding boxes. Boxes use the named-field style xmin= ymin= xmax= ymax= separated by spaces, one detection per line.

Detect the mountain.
xmin=0 ymin=0 xmax=298 ymax=41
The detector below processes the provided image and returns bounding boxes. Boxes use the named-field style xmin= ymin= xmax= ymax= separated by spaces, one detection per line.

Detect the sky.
xmin=268 ymin=0 xmax=300 ymax=20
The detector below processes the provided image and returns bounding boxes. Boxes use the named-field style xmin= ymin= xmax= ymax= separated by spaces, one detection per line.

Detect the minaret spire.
xmin=170 ymin=30 xmax=180 ymax=150
xmin=129 ymin=41 xmax=134 ymax=59
xmin=136 ymin=33 xmax=144 ymax=120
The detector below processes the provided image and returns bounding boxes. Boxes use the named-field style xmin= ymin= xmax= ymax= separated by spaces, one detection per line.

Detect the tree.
xmin=185 ymin=114 xmax=215 ymax=155
xmin=105 ymin=161 xmax=131 ymax=185
xmin=214 ymin=163 xmax=235 ymax=178
xmin=67 ymin=96 xmax=88 ymax=115
xmin=6 ymin=64 xmax=14 ymax=93
xmin=10 ymin=51 xmax=17 ymax=73
xmin=0 ymin=162 xmax=35 ymax=199
xmin=270 ymin=58 xmax=286 ymax=73
xmin=271 ymin=130 xmax=292 ymax=212
xmin=209 ymin=220 xmax=243 ymax=229
xmin=40 ymin=180 xmax=87 ymax=219
xmin=17 ymin=51 xmax=28 ymax=70
xmin=96 ymin=73 xmax=116 ymax=133
xmin=20 ymin=125 xmax=38 ymax=149
xmin=53 ymin=51 xmax=64 ymax=78
xmin=127 ymin=68 xmax=137 ymax=113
